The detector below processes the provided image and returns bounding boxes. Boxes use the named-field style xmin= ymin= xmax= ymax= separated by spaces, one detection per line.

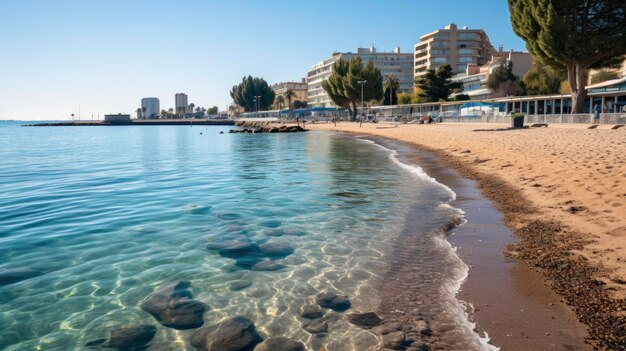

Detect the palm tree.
xmin=384 ymin=75 xmax=400 ymax=106
xmin=284 ymin=89 xmax=296 ymax=110
xmin=189 ymin=103 xmax=195 ymax=115
xmin=274 ymin=95 xmax=286 ymax=110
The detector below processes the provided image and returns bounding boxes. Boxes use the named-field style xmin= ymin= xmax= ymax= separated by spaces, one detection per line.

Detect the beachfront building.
xmin=271 ymin=79 xmax=308 ymax=107
xmin=453 ymin=48 xmax=533 ymax=100
xmin=307 ymin=47 xmax=414 ymax=108
xmin=414 ymin=23 xmax=496 ymax=79
xmin=175 ymin=93 xmax=188 ymax=117
xmin=141 ymin=97 xmax=160 ymax=119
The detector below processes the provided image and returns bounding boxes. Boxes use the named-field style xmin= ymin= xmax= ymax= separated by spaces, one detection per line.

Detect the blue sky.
xmin=0 ymin=0 xmax=526 ymax=120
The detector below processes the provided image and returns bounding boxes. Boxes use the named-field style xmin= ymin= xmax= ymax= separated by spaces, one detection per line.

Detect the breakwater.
xmin=23 ymin=119 xmax=235 ymax=127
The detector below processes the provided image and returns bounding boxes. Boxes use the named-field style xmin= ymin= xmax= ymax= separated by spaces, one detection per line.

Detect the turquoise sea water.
xmin=0 ymin=122 xmax=481 ymax=350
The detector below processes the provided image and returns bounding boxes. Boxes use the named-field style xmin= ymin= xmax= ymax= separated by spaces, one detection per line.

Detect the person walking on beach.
xmin=593 ymin=104 xmax=601 ymax=125
xmin=296 ymin=116 xmax=300 ymax=127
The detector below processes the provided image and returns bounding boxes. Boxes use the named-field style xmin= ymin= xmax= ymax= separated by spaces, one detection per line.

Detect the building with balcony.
xmin=141 ymin=97 xmax=160 ymax=119
xmin=307 ymin=47 xmax=414 ymax=108
xmin=414 ymin=23 xmax=496 ymax=79
xmin=453 ymin=48 xmax=533 ymax=100
xmin=271 ymin=79 xmax=308 ymax=108
xmin=175 ymin=93 xmax=188 ymax=116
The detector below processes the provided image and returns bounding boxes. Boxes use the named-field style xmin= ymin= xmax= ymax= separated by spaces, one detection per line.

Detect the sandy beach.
xmin=308 ymin=122 xmax=626 ymax=349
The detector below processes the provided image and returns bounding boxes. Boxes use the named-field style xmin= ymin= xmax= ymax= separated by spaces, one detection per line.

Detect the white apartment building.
xmin=141 ymin=97 xmax=160 ymax=119
xmin=307 ymin=47 xmax=414 ymax=108
xmin=414 ymin=23 xmax=496 ymax=78
xmin=175 ymin=93 xmax=188 ymax=116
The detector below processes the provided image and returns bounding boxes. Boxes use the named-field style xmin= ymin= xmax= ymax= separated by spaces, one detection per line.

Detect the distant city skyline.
xmin=0 ymin=0 xmax=526 ymax=120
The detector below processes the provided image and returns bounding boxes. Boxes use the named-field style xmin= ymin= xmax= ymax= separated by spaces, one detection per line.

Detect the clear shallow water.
xmin=0 ymin=122 xmax=483 ymax=350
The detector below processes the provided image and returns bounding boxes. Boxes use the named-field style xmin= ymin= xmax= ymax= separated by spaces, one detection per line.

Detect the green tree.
xmin=189 ymin=103 xmax=195 ymax=115
xmin=590 ymin=69 xmax=620 ymax=84
xmin=230 ymin=76 xmax=276 ymax=112
xmin=293 ymin=100 xmax=307 ymax=109
xmin=362 ymin=60 xmax=384 ymax=103
xmin=415 ymin=64 xmax=462 ymax=102
xmin=397 ymin=93 xmax=412 ymax=105
xmin=322 ymin=58 xmax=351 ymax=110
xmin=523 ymin=61 xmax=567 ymax=95
xmin=322 ymin=57 xmax=383 ymax=119
xmin=136 ymin=108 xmax=142 ymax=119
xmin=207 ymin=106 xmax=219 ymax=115
xmin=508 ymin=0 xmax=626 ymax=113
xmin=274 ymin=95 xmax=285 ymax=110
xmin=284 ymin=89 xmax=296 ymax=110
xmin=382 ymin=75 xmax=400 ymax=105
xmin=486 ymin=61 xmax=517 ymax=91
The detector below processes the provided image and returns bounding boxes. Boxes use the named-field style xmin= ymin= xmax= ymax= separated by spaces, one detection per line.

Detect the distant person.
xmin=302 ymin=119 xmax=306 ymax=128
xmin=332 ymin=115 xmax=337 ymax=127
xmin=296 ymin=116 xmax=300 ymax=127
xmin=593 ymin=104 xmax=601 ymax=125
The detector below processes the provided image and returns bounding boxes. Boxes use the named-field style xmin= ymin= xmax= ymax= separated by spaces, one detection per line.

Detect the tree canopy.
xmin=382 ymin=75 xmax=400 ymax=105
xmin=523 ymin=61 xmax=567 ymax=95
xmin=508 ymin=0 xmax=626 ymax=112
xmin=322 ymin=57 xmax=383 ymax=118
xmin=230 ymin=76 xmax=275 ymax=112
xmin=590 ymin=69 xmax=620 ymax=84
xmin=486 ymin=61 xmax=525 ymax=97
xmin=414 ymin=64 xmax=462 ymax=102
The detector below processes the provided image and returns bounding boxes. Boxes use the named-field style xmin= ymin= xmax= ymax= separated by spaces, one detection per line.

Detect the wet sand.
xmin=308 ymin=123 xmax=626 ymax=350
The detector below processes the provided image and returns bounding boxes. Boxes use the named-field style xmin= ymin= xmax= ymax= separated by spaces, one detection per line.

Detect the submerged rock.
xmin=261 ymin=219 xmax=282 ymax=228
xmin=259 ymin=242 xmax=294 ymax=258
xmin=316 ymin=292 xmax=351 ymax=312
xmin=253 ymin=337 xmax=305 ymax=351
xmin=0 ymin=267 xmax=42 ymax=286
xmin=229 ymin=280 xmax=252 ymax=291
xmin=299 ymin=304 xmax=324 ymax=319
xmin=85 ymin=325 xmax=157 ymax=349
xmin=140 ymin=281 xmax=208 ymax=330
xmin=348 ymin=312 xmax=383 ymax=328
xmin=251 ymin=261 xmax=286 ymax=271
xmin=190 ymin=316 xmax=262 ymax=351
xmin=303 ymin=319 xmax=328 ymax=334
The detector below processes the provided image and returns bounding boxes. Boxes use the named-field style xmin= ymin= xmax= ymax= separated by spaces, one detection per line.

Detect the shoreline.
xmin=359 ymin=135 xmax=589 ymax=350
xmin=308 ymin=123 xmax=626 ymax=350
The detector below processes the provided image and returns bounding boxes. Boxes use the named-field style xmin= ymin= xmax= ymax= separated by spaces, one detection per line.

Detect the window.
xmin=459 ymin=33 xmax=479 ymax=40
xmin=458 ymin=57 xmax=473 ymax=63
xmin=459 ymin=49 xmax=474 ymax=55
xmin=457 ymin=65 xmax=468 ymax=71
xmin=430 ymin=49 xmax=448 ymax=55
xmin=435 ymin=33 xmax=449 ymax=40
xmin=432 ymin=57 xmax=447 ymax=64
xmin=431 ymin=41 xmax=449 ymax=48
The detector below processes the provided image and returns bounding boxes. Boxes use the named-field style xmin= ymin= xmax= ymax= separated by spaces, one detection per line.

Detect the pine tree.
xmin=415 ymin=64 xmax=462 ymax=102
xmin=508 ymin=0 xmax=626 ymax=112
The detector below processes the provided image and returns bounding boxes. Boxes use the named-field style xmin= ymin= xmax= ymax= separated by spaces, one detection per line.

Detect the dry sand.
xmin=307 ymin=122 xmax=626 ymax=349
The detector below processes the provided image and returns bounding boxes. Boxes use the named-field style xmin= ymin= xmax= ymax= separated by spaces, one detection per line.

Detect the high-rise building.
xmin=141 ymin=97 xmax=160 ymax=119
xmin=271 ymin=79 xmax=308 ymax=108
xmin=175 ymin=93 xmax=188 ymax=116
xmin=307 ymin=47 xmax=414 ymax=108
xmin=414 ymin=23 xmax=496 ymax=78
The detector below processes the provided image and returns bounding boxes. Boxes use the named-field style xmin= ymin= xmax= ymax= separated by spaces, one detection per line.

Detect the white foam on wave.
xmin=359 ymin=137 xmax=499 ymax=351
xmin=357 ymin=138 xmax=456 ymax=201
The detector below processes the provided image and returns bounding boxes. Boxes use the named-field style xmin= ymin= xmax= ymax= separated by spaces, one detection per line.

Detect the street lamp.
xmin=255 ymin=96 xmax=261 ymax=117
xmin=357 ymin=80 xmax=367 ymax=127
xmin=253 ymin=97 xmax=257 ymax=117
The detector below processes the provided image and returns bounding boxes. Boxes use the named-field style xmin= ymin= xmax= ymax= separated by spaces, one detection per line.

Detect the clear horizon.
xmin=0 ymin=0 xmax=526 ymax=121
